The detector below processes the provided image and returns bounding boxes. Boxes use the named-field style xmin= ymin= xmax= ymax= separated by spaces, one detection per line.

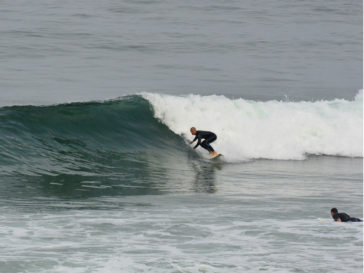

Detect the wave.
xmin=1 ymin=92 xmax=362 ymax=198
xmin=0 ymin=96 xmax=186 ymax=177
xmin=1 ymin=92 xmax=362 ymax=176
xmin=143 ymin=91 xmax=363 ymax=161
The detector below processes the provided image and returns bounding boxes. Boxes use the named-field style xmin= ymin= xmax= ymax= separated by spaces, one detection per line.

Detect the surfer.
xmin=189 ymin=127 xmax=217 ymax=156
xmin=330 ymin=208 xmax=362 ymax=222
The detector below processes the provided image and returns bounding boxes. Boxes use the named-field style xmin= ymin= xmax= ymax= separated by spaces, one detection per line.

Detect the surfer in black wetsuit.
xmin=330 ymin=208 xmax=362 ymax=222
xmin=189 ymin=127 xmax=217 ymax=156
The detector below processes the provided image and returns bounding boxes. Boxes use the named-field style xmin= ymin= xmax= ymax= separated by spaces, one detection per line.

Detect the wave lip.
xmin=143 ymin=92 xmax=363 ymax=161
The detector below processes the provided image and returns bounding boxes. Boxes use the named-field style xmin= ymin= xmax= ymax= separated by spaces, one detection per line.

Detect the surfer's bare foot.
xmin=210 ymin=151 xmax=217 ymax=156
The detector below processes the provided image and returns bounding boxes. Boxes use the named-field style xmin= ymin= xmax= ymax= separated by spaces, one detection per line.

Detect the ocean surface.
xmin=0 ymin=0 xmax=363 ymax=272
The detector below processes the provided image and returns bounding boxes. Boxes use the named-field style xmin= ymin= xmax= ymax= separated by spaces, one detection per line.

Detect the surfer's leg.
xmin=201 ymin=135 xmax=217 ymax=153
xmin=206 ymin=135 xmax=217 ymax=144
xmin=201 ymin=140 xmax=214 ymax=152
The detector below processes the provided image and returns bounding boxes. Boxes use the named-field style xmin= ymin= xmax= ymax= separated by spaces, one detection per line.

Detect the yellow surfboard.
xmin=210 ymin=153 xmax=223 ymax=160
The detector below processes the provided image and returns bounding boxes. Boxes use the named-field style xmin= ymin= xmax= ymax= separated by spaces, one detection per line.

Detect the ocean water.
xmin=0 ymin=0 xmax=363 ymax=273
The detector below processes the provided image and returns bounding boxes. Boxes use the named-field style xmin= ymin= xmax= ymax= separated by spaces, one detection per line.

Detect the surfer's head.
xmin=331 ymin=208 xmax=338 ymax=217
xmin=190 ymin=127 xmax=197 ymax=135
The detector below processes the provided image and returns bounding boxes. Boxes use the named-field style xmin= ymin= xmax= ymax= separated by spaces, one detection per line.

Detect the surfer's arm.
xmin=189 ymin=135 xmax=198 ymax=144
xmin=193 ymin=138 xmax=201 ymax=149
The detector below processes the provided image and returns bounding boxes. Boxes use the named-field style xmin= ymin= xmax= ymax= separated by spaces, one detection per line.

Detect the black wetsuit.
xmin=332 ymin=212 xmax=362 ymax=222
xmin=192 ymin=130 xmax=217 ymax=153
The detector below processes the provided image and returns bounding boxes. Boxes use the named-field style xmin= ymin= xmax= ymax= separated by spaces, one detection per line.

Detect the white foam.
xmin=143 ymin=92 xmax=363 ymax=161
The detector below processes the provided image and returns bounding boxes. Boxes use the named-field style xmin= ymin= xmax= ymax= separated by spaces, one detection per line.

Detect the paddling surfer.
xmin=330 ymin=208 xmax=362 ymax=222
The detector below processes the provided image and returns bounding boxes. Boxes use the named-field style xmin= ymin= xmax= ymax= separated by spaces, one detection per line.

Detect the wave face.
xmin=144 ymin=92 xmax=363 ymax=161
xmin=0 ymin=96 xmax=189 ymax=198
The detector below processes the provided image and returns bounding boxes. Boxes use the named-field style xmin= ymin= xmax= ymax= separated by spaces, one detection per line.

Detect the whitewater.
xmin=144 ymin=91 xmax=363 ymax=161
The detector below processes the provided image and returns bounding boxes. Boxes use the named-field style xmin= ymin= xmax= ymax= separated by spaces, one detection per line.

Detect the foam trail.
xmin=143 ymin=92 xmax=363 ymax=161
